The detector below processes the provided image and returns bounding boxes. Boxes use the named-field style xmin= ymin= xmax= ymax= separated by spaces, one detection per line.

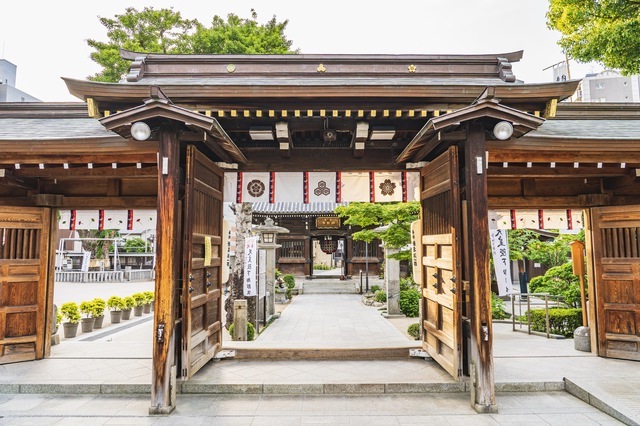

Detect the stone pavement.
xmin=0 ymin=391 xmax=625 ymax=425
xmin=0 ymin=286 xmax=638 ymax=425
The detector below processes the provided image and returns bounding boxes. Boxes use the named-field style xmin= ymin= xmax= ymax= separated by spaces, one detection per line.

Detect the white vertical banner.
xmin=258 ymin=249 xmax=267 ymax=296
xmin=410 ymin=220 xmax=422 ymax=285
xmin=222 ymin=220 xmax=231 ymax=284
xmin=243 ymin=236 xmax=259 ymax=297
xmin=490 ymin=229 xmax=512 ymax=296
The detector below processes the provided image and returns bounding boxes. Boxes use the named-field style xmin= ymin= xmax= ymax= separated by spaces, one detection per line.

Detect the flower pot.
xmin=143 ymin=303 xmax=151 ymax=314
xmin=94 ymin=315 xmax=105 ymax=329
xmin=133 ymin=305 xmax=144 ymax=317
xmin=63 ymin=322 xmax=79 ymax=338
xmin=122 ymin=308 xmax=132 ymax=320
xmin=80 ymin=317 xmax=95 ymax=333
xmin=110 ymin=310 xmax=123 ymax=324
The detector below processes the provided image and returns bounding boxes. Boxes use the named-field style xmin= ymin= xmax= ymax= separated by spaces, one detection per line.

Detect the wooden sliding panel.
xmin=0 ymin=207 xmax=51 ymax=365
xmin=421 ymin=146 xmax=462 ymax=379
xmin=591 ymin=205 xmax=640 ymax=361
xmin=181 ymin=145 xmax=224 ymax=379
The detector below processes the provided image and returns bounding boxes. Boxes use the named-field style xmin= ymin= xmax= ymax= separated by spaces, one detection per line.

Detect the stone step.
xmin=231 ymin=346 xmax=420 ymax=360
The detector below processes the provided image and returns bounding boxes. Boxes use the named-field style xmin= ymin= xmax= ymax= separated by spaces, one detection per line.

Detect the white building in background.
xmin=575 ymin=70 xmax=640 ymax=102
xmin=0 ymin=59 xmax=40 ymax=102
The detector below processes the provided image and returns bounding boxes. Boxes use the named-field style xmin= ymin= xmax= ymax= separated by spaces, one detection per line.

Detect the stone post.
xmin=233 ymin=299 xmax=248 ymax=341
xmin=384 ymin=245 xmax=402 ymax=316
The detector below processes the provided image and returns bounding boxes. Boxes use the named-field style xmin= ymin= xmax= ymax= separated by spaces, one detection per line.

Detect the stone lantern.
xmin=253 ymin=217 xmax=289 ymax=318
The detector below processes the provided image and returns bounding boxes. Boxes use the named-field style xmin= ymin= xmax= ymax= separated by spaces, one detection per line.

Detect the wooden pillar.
xmin=464 ymin=124 xmax=497 ymax=413
xmin=150 ymin=125 xmax=180 ymax=414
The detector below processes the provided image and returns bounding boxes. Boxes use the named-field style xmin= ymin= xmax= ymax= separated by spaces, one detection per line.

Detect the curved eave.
xmin=119 ymin=49 xmax=524 ymax=63
xmin=63 ymin=77 xmax=579 ymax=107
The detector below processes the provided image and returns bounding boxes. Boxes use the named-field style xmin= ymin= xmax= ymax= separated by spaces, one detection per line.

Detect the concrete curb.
xmin=564 ymin=378 xmax=639 ymax=426
xmin=0 ymin=380 xmax=565 ymax=396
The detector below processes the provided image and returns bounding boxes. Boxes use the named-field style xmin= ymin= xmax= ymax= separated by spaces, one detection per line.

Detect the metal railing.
xmin=510 ymin=292 xmax=567 ymax=338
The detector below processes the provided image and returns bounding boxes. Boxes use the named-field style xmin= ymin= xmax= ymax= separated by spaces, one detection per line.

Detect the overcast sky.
xmin=2 ymin=0 xmax=601 ymax=102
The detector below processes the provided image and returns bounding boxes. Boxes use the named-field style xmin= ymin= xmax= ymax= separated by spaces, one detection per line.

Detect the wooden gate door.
xmin=420 ymin=147 xmax=463 ymax=378
xmin=181 ymin=146 xmax=225 ymax=378
xmin=0 ymin=207 xmax=52 ymax=365
xmin=591 ymin=205 xmax=640 ymax=361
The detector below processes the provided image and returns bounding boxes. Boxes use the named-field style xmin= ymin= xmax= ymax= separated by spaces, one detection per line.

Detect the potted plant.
xmin=142 ymin=291 xmax=154 ymax=314
xmin=122 ymin=296 xmax=134 ymax=320
xmin=107 ymin=295 xmax=124 ymax=324
xmin=92 ymin=297 xmax=106 ymax=329
xmin=60 ymin=302 xmax=81 ymax=338
xmin=79 ymin=300 xmax=96 ymax=333
xmin=132 ymin=292 xmax=145 ymax=316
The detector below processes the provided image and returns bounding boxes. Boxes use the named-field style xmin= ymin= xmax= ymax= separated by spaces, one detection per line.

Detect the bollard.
xmin=574 ymin=326 xmax=591 ymax=352
xmin=233 ymin=299 xmax=248 ymax=341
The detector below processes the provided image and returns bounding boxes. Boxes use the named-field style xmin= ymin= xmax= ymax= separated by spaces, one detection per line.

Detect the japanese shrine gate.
xmin=1 ymin=51 xmax=640 ymax=414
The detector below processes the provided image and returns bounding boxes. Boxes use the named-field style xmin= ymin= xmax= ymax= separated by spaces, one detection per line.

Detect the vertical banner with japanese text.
xmin=410 ymin=220 xmax=423 ymax=285
xmin=243 ymin=236 xmax=259 ymax=296
xmin=490 ymin=229 xmax=512 ymax=296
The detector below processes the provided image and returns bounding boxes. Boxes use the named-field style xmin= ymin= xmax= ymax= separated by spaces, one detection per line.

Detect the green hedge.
xmin=375 ymin=290 xmax=387 ymax=303
xmin=399 ymin=288 xmax=420 ymax=317
xmin=528 ymin=308 xmax=583 ymax=337
xmin=229 ymin=322 xmax=255 ymax=341
xmin=407 ymin=323 xmax=421 ymax=340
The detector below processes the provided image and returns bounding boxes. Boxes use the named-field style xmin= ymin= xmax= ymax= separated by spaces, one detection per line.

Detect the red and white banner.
xmin=307 ymin=172 xmax=337 ymax=203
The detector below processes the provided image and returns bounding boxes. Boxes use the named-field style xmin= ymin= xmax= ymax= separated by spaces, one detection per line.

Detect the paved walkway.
xmin=1 ymin=286 xmax=638 ymax=425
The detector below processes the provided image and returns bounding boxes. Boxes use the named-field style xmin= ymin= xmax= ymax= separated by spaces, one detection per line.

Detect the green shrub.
xmin=131 ymin=292 xmax=145 ymax=307
xmin=491 ymin=292 xmax=510 ymax=320
xmin=375 ymin=290 xmax=387 ymax=303
xmin=79 ymin=300 xmax=95 ymax=318
xmin=529 ymin=262 xmax=583 ymax=308
xmin=399 ymin=288 xmax=421 ymax=317
xmin=92 ymin=298 xmax=106 ymax=317
xmin=313 ymin=264 xmax=331 ymax=270
xmin=370 ymin=285 xmax=382 ymax=293
xmin=60 ymin=302 xmax=81 ymax=324
xmin=122 ymin=237 xmax=146 ymax=253
xmin=122 ymin=296 xmax=135 ymax=309
xmin=527 ymin=308 xmax=583 ymax=337
xmin=275 ymin=269 xmax=282 ymax=279
xmin=407 ymin=323 xmax=421 ymax=340
xmin=142 ymin=291 xmax=155 ymax=304
xmin=399 ymin=277 xmax=418 ymax=291
xmin=283 ymin=274 xmax=296 ymax=289
xmin=229 ymin=322 xmax=255 ymax=341
xmin=286 ymin=287 xmax=292 ymax=300
xmin=107 ymin=296 xmax=124 ymax=311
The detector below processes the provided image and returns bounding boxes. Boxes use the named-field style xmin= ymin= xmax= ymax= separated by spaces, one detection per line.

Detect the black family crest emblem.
xmin=314 ymin=181 xmax=331 ymax=197
xmin=379 ymin=179 xmax=396 ymax=196
xmin=247 ymin=179 xmax=266 ymax=197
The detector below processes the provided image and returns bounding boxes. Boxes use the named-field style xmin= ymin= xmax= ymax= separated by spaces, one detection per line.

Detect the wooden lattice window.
xmin=352 ymin=239 xmax=380 ymax=257
xmin=601 ymin=227 xmax=640 ymax=258
xmin=0 ymin=228 xmax=40 ymax=260
xmin=280 ymin=240 xmax=305 ymax=258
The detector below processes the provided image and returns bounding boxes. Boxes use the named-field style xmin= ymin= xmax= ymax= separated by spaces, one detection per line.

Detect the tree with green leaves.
xmin=334 ymin=202 xmax=420 ymax=262
xmin=547 ymin=0 xmax=640 ymax=75
xmin=87 ymin=7 xmax=297 ymax=82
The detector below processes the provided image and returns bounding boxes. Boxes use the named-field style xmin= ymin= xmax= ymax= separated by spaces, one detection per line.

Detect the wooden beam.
xmin=8 ymin=166 xmax=158 ymax=179
xmin=464 ymin=124 xmax=497 ymax=413
xmin=487 ymin=166 xmax=630 ymax=179
xmin=150 ymin=125 xmax=180 ymax=414
xmin=0 ymin=169 xmax=39 ymax=190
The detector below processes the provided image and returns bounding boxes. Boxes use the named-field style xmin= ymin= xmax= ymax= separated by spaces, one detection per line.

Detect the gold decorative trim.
xmin=317 ymin=63 xmax=327 ymax=73
xmin=408 ymin=64 xmax=417 ymax=73
xmin=226 ymin=64 xmax=236 ymax=73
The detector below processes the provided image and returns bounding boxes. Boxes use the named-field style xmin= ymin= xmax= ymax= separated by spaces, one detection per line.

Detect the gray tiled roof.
xmin=0 ymin=118 xmax=119 ymax=140
xmin=252 ymin=202 xmax=349 ymax=215
xmin=529 ymin=120 xmax=640 ymax=139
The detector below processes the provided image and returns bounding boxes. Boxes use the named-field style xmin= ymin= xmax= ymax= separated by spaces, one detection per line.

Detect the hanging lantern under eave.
xmin=320 ymin=238 xmax=338 ymax=254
